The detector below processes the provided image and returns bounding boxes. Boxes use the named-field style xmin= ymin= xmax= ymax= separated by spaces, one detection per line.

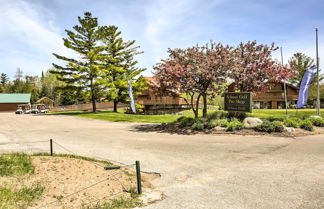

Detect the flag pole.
xmin=316 ymin=28 xmax=320 ymax=115
xmin=280 ymin=47 xmax=288 ymax=116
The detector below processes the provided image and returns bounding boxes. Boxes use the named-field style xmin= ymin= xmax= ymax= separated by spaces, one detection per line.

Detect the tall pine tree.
xmin=99 ymin=26 xmax=146 ymax=112
xmin=51 ymin=12 xmax=105 ymax=112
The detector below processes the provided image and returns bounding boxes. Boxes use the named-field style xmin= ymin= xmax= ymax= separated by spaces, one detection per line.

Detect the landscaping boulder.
xmin=284 ymin=127 xmax=295 ymax=133
xmin=243 ymin=117 xmax=263 ymax=128
xmin=309 ymin=115 xmax=322 ymax=119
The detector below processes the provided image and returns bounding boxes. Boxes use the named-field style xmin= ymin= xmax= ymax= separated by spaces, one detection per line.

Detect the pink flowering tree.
xmin=230 ymin=41 xmax=295 ymax=92
xmin=153 ymin=42 xmax=233 ymax=118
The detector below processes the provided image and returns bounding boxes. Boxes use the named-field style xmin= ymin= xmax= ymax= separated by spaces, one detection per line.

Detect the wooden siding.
xmin=0 ymin=103 xmax=25 ymax=112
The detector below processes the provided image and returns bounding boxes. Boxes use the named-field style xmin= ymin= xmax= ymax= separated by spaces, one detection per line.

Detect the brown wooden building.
xmin=136 ymin=77 xmax=187 ymax=113
xmin=228 ymin=82 xmax=299 ymax=109
xmin=0 ymin=93 xmax=31 ymax=112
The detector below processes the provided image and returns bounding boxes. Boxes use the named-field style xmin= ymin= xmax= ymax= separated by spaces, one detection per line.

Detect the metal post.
xmin=135 ymin=161 xmax=142 ymax=194
xmin=50 ymin=139 xmax=53 ymax=156
xmin=281 ymin=47 xmax=288 ymax=116
xmin=316 ymin=28 xmax=320 ymax=115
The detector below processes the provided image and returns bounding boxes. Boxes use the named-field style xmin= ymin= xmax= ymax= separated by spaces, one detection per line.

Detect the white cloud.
xmin=0 ymin=0 xmax=72 ymax=77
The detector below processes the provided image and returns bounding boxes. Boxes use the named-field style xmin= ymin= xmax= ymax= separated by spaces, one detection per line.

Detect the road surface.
xmin=0 ymin=113 xmax=323 ymax=209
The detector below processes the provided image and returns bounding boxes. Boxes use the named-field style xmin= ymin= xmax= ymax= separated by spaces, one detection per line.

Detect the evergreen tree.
xmin=51 ymin=12 xmax=105 ymax=112
xmin=100 ymin=26 xmax=146 ymax=112
xmin=0 ymin=73 xmax=9 ymax=86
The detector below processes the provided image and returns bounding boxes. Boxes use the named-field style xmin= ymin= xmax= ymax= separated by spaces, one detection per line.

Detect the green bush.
xmin=192 ymin=121 xmax=205 ymax=130
xmin=219 ymin=119 xmax=229 ymax=127
xmin=226 ymin=119 xmax=244 ymax=131
xmin=272 ymin=121 xmax=284 ymax=132
xmin=227 ymin=112 xmax=247 ymax=121
xmin=205 ymin=120 xmax=218 ymax=129
xmin=207 ymin=111 xmax=228 ymax=121
xmin=266 ymin=117 xmax=284 ymax=122
xmin=299 ymin=120 xmax=314 ymax=131
xmin=284 ymin=118 xmax=301 ymax=128
xmin=308 ymin=117 xmax=324 ymax=127
xmin=179 ymin=117 xmax=196 ymax=127
xmin=176 ymin=116 xmax=188 ymax=123
xmin=254 ymin=121 xmax=284 ymax=133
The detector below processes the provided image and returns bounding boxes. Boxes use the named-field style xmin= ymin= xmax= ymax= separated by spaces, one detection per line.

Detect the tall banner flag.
xmin=127 ymin=78 xmax=136 ymax=113
xmin=297 ymin=65 xmax=317 ymax=108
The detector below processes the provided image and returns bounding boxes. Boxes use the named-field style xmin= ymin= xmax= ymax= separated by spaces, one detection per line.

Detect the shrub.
xmin=308 ymin=117 xmax=324 ymax=127
xmin=226 ymin=119 xmax=244 ymax=131
xmin=254 ymin=121 xmax=284 ymax=133
xmin=284 ymin=118 xmax=301 ymax=128
xmin=272 ymin=121 xmax=284 ymax=132
xmin=176 ymin=116 xmax=187 ymax=123
xmin=180 ymin=117 xmax=196 ymax=127
xmin=207 ymin=111 xmax=228 ymax=121
xmin=219 ymin=119 xmax=229 ymax=127
xmin=266 ymin=117 xmax=284 ymax=122
xmin=299 ymin=120 xmax=314 ymax=131
xmin=227 ymin=112 xmax=247 ymax=121
xmin=192 ymin=121 xmax=205 ymax=130
xmin=205 ymin=120 xmax=218 ymax=129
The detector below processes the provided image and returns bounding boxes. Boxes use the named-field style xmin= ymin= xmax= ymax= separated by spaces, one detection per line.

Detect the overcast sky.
xmin=0 ymin=0 xmax=323 ymax=79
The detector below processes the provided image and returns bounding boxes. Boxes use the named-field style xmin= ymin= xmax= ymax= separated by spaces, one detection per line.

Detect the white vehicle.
xmin=15 ymin=104 xmax=31 ymax=114
xmin=15 ymin=107 xmax=23 ymax=114
xmin=31 ymin=105 xmax=40 ymax=114
xmin=35 ymin=104 xmax=48 ymax=114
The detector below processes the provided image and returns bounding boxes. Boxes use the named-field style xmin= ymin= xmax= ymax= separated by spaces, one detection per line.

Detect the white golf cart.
xmin=15 ymin=104 xmax=31 ymax=114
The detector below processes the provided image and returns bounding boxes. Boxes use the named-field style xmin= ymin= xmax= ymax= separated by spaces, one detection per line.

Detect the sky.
xmin=0 ymin=0 xmax=323 ymax=79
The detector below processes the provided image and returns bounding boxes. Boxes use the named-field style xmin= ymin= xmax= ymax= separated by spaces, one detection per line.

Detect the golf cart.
xmin=32 ymin=104 xmax=48 ymax=114
xmin=15 ymin=104 xmax=31 ymax=114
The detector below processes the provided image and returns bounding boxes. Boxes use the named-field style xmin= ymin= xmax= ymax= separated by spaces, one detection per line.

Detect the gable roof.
xmin=0 ymin=93 xmax=31 ymax=103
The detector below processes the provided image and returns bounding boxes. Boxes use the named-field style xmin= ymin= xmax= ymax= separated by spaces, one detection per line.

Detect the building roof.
xmin=0 ymin=93 xmax=31 ymax=103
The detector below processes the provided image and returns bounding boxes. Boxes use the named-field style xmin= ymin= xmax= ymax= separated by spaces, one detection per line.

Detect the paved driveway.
xmin=0 ymin=113 xmax=323 ymax=209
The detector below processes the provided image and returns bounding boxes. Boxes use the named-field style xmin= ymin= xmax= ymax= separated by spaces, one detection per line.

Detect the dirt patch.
xmin=133 ymin=123 xmax=324 ymax=137
xmin=2 ymin=156 xmax=160 ymax=209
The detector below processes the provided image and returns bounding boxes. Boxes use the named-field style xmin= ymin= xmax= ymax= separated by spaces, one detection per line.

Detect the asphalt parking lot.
xmin=0 ymin=113 xmax=323 ymax=209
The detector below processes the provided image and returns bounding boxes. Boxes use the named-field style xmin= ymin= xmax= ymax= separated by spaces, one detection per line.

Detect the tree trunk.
xmin=194 ymin=94 xmax=202 ymax=118
xmin=113 ymin=100 xmax=118 ymax=112
xmin=90 ymin=78 xmax=96 ymax=113
xmin=202 ymin=93 xmax=207 ymax=118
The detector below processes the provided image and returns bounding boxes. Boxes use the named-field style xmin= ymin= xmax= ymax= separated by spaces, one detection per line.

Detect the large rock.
xmin=243 ymin=117 xmax=263 ymax=128
xmin=309 ymin=115 xmax=322 ymax=119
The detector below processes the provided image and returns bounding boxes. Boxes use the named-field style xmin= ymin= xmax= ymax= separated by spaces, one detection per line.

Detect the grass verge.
xmin=0 ymin=153 xmax=44 ymax=209
xmin=52 ymin=108 xmax=324 ymax=124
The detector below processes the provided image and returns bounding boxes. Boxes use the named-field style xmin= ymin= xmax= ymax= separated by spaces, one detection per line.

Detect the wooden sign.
xmin=224 ymin=92 xmax=252 ymax=112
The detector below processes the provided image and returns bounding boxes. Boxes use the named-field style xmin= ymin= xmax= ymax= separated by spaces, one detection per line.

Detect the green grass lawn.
xmin=0 ymin=153 xmax=44 ymax=209
xmin=52 ymin=108 xmax=324 ymax=123
xmin=249 ymin=109 xmax=324 ymax=119
xmin=52 ymin=108 xmax=196 ymax=123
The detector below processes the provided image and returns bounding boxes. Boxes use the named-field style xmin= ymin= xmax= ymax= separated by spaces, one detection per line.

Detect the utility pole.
xmin=280 ymin=47 xmax=288 ymax=116
xmin=316 ymin=28 xmax=320 ymax=115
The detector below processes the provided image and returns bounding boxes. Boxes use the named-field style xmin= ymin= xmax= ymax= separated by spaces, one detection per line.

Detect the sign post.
xmin=224 ymin=92 xmax=252 ymax=113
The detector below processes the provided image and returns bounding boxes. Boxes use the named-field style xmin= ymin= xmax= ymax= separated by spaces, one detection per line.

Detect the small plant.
xmin=299 ymin=120 xmax=314 ymax=131
xmin=265 ymin=117 xmax=284 ymax=122
xmin=219 ymin=119 xmax=229 ymax=127
xmin=192 ymin=121 xmax=205 ymax=130
xmin=284 ymin=118 xmax=301 ymax=128
xmin=205 ymin=120 xmax=218 ymax=129
xmin=272 ymin=121 xmax=284 ymax=132
xmin=179 ymin=117 xmax=196 ymax=127
xmin=207 ymin=111 xmax=228 ymax=121
xmin=308 ymin=117 xmax=324 ymax=127
xmin=254 ymin=121 xmax=284 ymax=133
xmin=176 ymin=116 xmax=187 ymax=123
xmin=227 ymin=112 xmax=247 ymax=121
xmin=226 ymin=119 xmax=244 ymax=131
